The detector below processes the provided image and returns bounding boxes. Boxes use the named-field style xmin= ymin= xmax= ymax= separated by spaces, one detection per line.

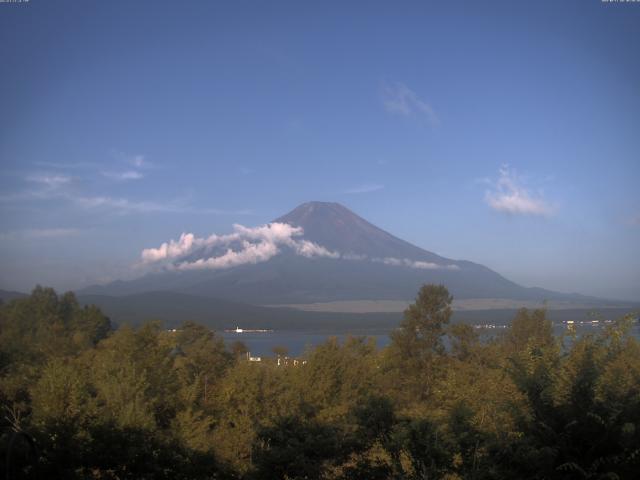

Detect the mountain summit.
xmin=274 ymin=202 xmax=445 ymax=263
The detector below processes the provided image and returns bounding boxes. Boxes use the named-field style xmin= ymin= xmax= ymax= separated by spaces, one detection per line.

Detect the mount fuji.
xmin=81 ymin=201 xmax=596 ymax=306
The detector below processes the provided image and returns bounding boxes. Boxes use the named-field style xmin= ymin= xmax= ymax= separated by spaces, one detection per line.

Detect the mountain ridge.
xmin=80 ymin=201 xmax=603 ymax=305
xmin=274 ymin=201 xmax=451 ymax=264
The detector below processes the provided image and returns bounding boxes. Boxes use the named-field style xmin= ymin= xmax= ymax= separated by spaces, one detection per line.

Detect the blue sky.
xmin=1 ymin=0 xmax=639 ymax=300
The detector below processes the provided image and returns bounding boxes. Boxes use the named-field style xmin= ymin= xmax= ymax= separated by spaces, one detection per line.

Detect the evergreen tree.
xmin=387 ymin=284 xmax=453 ymax=402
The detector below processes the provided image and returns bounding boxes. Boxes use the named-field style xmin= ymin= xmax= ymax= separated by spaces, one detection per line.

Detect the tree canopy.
xmin=1 ymin=285 xmax=639 ymax=479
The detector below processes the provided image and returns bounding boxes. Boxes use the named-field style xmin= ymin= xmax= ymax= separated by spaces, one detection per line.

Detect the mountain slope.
xmin=81 ymin=201 xmax=597 ymax=304
xmin=0 ymin=289 xmax=28 ymax=303
xmin=77 ymin=291 xmax=401 ymax=330
xmin=275 ymin=202 xmax=447 ymax=262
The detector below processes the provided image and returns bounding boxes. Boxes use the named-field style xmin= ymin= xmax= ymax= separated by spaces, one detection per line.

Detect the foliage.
xmin=385 ymin=284 xmax=453 ymax=405
xmin=0 ymin=285 xmax=639 ymax=479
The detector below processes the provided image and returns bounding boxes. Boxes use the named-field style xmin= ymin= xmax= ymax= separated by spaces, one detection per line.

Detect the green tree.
xmin=390 ymin=418 xmax=453 ymax=479
xmin=448 ymin=323 xmax=479 ymax=361
xmin=298 ymin=336 xmax=380 ymax=421
xmin=272 ymin=345 xmax=289 ymax=358
xmin=230 ymin=340 xmax=249 ymax=358
xmin=88 ymin=323 xmax=178 ymax=430
xmin=386 ymin=284 xmax=453 ymax=402
xmin=503 ymin=307 xmax=554 ymax=356
xmin=251 ymin=415 xmax=343 ymax=480
xmin=172 ymin=321 xmax=231 ymax=406
xmin=502 ymin=316 xmax=640 ymax=479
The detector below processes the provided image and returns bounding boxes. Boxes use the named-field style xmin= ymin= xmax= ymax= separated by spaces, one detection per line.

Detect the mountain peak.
xmin=274 ymin=201 xmax=374 ymax=235
xmin=274 ymin=201 xmax=446 ymax=263
xmin=277 ymin=201 xmax=352 ymax=220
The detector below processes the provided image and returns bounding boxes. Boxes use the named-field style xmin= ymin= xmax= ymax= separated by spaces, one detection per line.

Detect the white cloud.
xmin=33 ymin=161 xmax=97 ymax=170
xmin=484 ymin=166 xmax=553 ymax=216
xmin=379 ymin=257 xmax=403 ymax=267
xmin=374 ymin=257 xmax=459 ymax=270
xmin=293 ymin=240 xmax=340 ymax=259
xmin=176 ymin=241 xmax=279 ymax=271
xmin=382 ymin=82 xmax=439 ymax=125
xmin=130 ymin=154 xmax=148 ymax=168
xmin=2 ymin=155 xmax=255 ymax=220
xmin=71 ymin=195 xmax=178 ymax=213
xmin=101 ymin=170 xmax=144 ymax=181
xmin=141 ymin=222 xmax=339 ymax=271
xmin=231 ymin=222 xmax=303 ymax=244
xmin=0 ymin=182 xmax=250 ymax=216
xmin=110 ymin=151 xmax=151 ymax=169
xmin=342 ymin=253 xmax=368 ymax=261
xmin=102 ymin=153 xmax=148 ymax=180
xmin=344 ymin=184 xmax=384 ymax=194
xmin=63 ymin=193 xmax=250 ymax=216
xmin=140 ymin=224 xmax=461 ymax=273
xmin=140 ymin=232 xmax=199 ymax=262
xmin=414 ymin=261 xmax=460 ymax=271
xmin=26 ymin=174 xmax=72 ymax=188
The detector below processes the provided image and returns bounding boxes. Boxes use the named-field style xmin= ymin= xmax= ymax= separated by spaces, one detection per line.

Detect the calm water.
xmin=220 ymin=321 xmax=640 ymax=357
xmin=220 ymin=331 xmax=391 ymax=357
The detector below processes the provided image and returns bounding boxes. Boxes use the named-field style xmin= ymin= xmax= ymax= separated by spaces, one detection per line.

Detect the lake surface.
xmin=220 ymin=330 xmax=392 ymax=357
xmin=220 ymin=320 xmax=640 ymax=357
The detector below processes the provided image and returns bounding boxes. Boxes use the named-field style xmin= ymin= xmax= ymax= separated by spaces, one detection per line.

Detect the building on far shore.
xmin=246 ymin=352 xmax=261 ymax=362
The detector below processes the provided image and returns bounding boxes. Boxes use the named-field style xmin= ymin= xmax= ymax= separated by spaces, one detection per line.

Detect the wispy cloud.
xmin=0 ymin=228 xmax=80 ymax=241
xmin=3 ymin=157 xmax=250 ymax=217
xmin=35 ymin=152 xmax=151 ymax=173
xmin=344 ymin=184 xmax=384 ymax=194
xmin=26 ymin=174 xmax=72 ymax=188
xmin=381 ymin=82 xmax=439 ymax=125
xmin=33 ymin=161 xmax=97 ymax=170
xmin=129 ymin=154 xmax=148 ymax=168
xmin=110 ymin=151 xmax=152 ymax=169
xmin=0 ymin=182 xmax=251 ymax=216
xmin=373 ymin=257 xmax=459 ymax=270
xmin=5 ymin=173 xmax=75 ymax=202
xmin=100 ymin=152 xmax=149 ymax=180
xmin=484 ymin=166 xmax=553 ymax=216
xmin=101 ymin=170 xmax=144 ymax=181
xmin=69 ymin=194 xmax=252 ymax=216
xmin=71 ymin=195 xmax=176 ymax=213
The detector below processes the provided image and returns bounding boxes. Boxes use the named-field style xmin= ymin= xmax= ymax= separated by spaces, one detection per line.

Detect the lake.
xmin=220 ymin=319 xmax=640 ymax=357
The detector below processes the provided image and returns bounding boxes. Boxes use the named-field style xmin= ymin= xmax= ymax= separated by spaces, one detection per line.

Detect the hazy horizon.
xmin=1 ymin=1 xmax=639 ymax=301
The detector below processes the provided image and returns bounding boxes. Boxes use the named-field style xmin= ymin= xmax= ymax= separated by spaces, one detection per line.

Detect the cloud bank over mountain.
xmin=140 ymin=220 xmax=460 ymax=272
xmin=141 ymin=223 xmax=339 ymax=271
xmin=374 ymin=257 xmax=460 ymax=270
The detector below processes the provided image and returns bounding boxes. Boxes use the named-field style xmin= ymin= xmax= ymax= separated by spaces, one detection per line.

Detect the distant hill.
xmin=81 ymin=201 xmax=607 ymax=305
xmin=0 ymin=289 xmax=27 ymax=303
xmin=77 ymin=291 xmax=637 ymax=333
xmin=78 ymin=291 xmax=401 ymax=331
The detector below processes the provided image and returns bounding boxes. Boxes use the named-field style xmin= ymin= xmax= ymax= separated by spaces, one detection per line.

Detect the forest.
xmin=0 ymin=284 xmax=639 ymax=479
